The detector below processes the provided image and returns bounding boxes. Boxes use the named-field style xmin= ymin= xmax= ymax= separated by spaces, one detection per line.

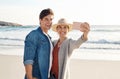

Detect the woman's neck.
xmin=57 ymin=37 xmax=66 ymax=47
xmin=59 ymin=37 xmax=66 ymax=42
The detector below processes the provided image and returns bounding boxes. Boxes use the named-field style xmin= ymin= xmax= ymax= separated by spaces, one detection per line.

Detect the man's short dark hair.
xmin=39 ymin=8 xmax=54 ymax=20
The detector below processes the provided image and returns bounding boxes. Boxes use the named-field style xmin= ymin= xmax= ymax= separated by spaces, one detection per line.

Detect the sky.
xmin=0 ymin=0 xmax=120 ymax=25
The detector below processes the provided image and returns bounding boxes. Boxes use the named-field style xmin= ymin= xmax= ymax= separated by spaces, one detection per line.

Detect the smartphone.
xmin=72 ymin=22 xmax=82 ymax=30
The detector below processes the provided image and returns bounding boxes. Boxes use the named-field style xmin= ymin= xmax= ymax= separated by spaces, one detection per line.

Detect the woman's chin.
xmin=59 ymin=35 xmax=66 ymax=38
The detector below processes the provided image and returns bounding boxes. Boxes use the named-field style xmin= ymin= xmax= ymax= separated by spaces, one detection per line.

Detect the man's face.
xmin=40 ymin=14 xmax=54 ymax=31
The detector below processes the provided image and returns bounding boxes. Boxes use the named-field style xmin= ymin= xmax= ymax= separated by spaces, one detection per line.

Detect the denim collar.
xmin=37 ymin=26 xmax=52 ymax=39
xmin=37 ymin=26 xmax=43 ymax=34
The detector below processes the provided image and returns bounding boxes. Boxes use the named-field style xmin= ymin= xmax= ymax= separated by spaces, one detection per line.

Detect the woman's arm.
xmin=68 ymin=22 xmax=90 ymax=56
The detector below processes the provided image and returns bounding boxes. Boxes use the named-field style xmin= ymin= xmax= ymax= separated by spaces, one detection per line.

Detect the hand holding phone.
xmin=73 ymin=22 xmax=90 ymax=32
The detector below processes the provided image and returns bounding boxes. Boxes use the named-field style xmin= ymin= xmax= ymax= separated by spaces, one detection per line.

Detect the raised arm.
xmin=68 ymin=22 xmax=90 ymax=56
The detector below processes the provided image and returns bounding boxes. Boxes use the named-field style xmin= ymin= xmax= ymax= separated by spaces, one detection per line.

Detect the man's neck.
xmin=40 ymin=27 xmax=48 ymax=34
xmin=43 ymin=30 xmax=48 ymax=34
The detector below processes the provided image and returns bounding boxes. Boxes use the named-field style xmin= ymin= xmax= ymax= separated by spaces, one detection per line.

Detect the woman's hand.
xmin=80 ymin=22 xmax=90 ymax=40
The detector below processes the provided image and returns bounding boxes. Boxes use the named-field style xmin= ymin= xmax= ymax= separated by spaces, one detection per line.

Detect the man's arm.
xmin=25 ymin=64 xmax=33 ymax=79
xmin=24 ymin=31 xmax=38 ymax=79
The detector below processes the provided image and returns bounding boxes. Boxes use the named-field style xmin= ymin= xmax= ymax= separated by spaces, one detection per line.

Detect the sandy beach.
xmin=0 ymin=54 xmax=120 ymax=79
xmin=0 ymin=54 xmax=25 ymax=79
xmin=70 ymin=59 xmax=120 ymax=79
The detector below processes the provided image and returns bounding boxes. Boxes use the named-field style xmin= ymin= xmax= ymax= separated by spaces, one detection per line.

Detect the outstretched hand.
xmin=80 ymin=22 xmax=90 ymax=32
xmin=80 ymin=22 xmax=90 ymax=40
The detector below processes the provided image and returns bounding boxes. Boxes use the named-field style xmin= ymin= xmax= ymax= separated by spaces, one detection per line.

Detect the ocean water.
xmin=0 ymin=25 xmax=120 ymax=61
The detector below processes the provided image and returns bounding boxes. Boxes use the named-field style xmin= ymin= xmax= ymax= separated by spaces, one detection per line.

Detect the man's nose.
xmin=48 ymin=20 xmax=52 ymax=24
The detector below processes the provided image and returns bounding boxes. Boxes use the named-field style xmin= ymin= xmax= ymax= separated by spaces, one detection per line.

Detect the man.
xmin=23 ymin=8 xmax=54 ymax=79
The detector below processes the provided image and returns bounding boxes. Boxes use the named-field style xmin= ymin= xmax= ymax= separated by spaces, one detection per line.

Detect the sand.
xmin=0 ymin=54 xmax=25 ymax=79
xmin=0 ymin=54 xmax=120 ymax=79
xmin=70 ymin=59 xmax=120 ymax=79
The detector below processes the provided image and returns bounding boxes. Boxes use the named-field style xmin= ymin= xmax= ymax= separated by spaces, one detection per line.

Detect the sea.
xmin=0 ymin=25 xmax=120 ymax=61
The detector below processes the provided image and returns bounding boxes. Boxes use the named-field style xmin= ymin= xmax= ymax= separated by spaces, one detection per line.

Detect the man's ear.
xmin=39 ymin=19 xmax=41 ymax=25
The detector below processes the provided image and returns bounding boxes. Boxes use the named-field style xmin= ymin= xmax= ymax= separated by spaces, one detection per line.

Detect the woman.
xmin=50 ymin=18 xmax=90 ymax=79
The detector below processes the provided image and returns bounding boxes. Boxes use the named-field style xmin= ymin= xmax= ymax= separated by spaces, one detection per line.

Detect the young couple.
xmin=23 ymin=8 xmax=90 ymax=79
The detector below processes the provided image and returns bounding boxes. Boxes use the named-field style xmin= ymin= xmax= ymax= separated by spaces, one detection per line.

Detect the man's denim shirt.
xmin=23 ymin=27 xmax=51 ymax=79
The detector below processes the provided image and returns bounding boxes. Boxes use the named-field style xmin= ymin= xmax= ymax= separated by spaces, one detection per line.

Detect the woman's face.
xmin=56 ymin=24 xmax=69 ymax=38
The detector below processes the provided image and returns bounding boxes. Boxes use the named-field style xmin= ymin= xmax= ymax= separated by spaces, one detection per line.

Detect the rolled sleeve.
xmin=24 ymin=60 xmax=34 ymax=65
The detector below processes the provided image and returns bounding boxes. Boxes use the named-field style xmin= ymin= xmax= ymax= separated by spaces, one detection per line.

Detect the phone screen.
xmin=72 ymin=22 xmax=82 ymax=30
